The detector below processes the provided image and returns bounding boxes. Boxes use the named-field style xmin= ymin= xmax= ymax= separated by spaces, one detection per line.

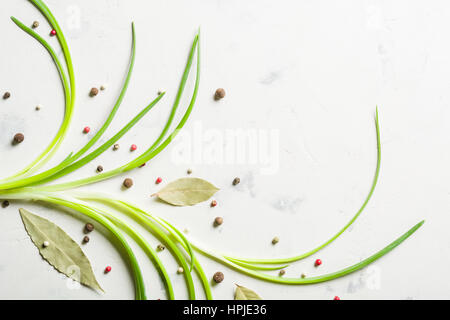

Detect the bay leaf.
xmin=234 ymin=284 xmax=263 ymax=300
xmin=19 ymin=208 xmax=103 ymax=292
xmin=152 ymin=177 xmax=219 ymax=206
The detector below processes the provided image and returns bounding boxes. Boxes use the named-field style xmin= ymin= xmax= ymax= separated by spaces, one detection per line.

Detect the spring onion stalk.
xmin=189 ymin=220 xmax=424 ymax=285
xmin=34 ymin=32 xmax=200 ymax=192
xmin=6 ymin=0 xmax=77 ymax=178
xmin=225 ymin=109 xmax=382 ymax=266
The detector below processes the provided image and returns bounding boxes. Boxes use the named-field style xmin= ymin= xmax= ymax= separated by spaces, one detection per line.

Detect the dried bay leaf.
xmin=234 ymin=284 xmax=262 ymax=300
xmin=152 ymin=177 xmax=219 ymax=206
xmin=19 ymin=208 xmax=103 ymax=292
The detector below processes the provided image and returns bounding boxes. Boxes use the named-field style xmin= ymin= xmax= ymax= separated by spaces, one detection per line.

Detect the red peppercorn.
xmin=50 ymin=29 xmax=56 ymax=36
xmin=315 ymin=259 xmax=322 ymax=267
xmin=104 ymin=266 xmax=112 ymax=273
xmin=130 ymin=144 xmax=137 ymax=151
xmin=211 ymin=200 xmax=217 ymax=207
xmin=155 ymin=177 xmax=162 ymax=184
xmin=334 ymin=296 xmax=340 ymax=300
xmin=83 ymin=126 xmax=90 ymax=134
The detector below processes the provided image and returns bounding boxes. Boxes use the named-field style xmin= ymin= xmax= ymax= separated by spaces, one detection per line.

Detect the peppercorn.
xmin=279 ymin=269 xmax=286 ymax=276
xmin=50 ymin=29 xmax=56 ymax=36
xmin=13 ymin=133 xmax=24 ymax=144
xmin=83 ymin=126 xmax=90 ymax=134
xmin=232 ymin=177 xmax=240 ymax=185
xmin=113 ymin=143 xmax=120 ymax=151
xmin=105 ymin=266 xmax=112 ymax=273
xmin=35 ymin=104 xmax=42 ymax=111
xmin=157 ymin=244 xmax=165 ymax=251
xmin=213 ymin=271 xmax=224 ymax=283
xmin=85 ymin=223 xmax=94 ymax=233
xmin=187 ymin=168 xmax=192 ymax=174
xmin=43 ymin=241 xmax=50 ymax=247
xmin=83 ymin=236 xmax=90 ymax=243
xmin=89 ymin=87 xmax=99 ymax=97
xmin=139 ymin=163 xmax=146 ymax=168
xmin=123 ymin=178 xmax=133 ymax=188
xmin=177 ymin=267 xmax=184 ymax=274
xmin=2 ymin=200 xmax=9 ymax=208
xmin=155 ymin=177 xmax=162 ymax=184
xmin=211 ymin=200 xmax=217 ymax=207
xmin=100 ymin=84 xmax=107 ymax=91
xmin=214 ymin=88 xmax=226 ymax=100
xmin=301 ymin=273 xmax=306 ymax=278
xmin=130 ymin=144 xmax=137 ymax=151
xmin=96 ymin=165 xmax=103 ymax=173
xmin=32 ymin=21 xmax=39 ymax=28
xmin=334 ymin=296 xmax=340 ymax=300
xmin=214 ymin=216 xmax=223 ymax=226
xmin=272 ymin=236 xmax=279 ymax=245
xmin=3 ymin=92 xmax=11 ymax=99
xmin=315 ymin=259 xmax=322 ymax=267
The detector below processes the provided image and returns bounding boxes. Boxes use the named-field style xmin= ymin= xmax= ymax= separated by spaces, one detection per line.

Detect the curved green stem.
xmin=192 ymin=220 xmax=424 ymax=285
xmin=37 ymin=31 xmax=200 ymax=192
xmin=228 ymin=108 xmax=381 ymax=265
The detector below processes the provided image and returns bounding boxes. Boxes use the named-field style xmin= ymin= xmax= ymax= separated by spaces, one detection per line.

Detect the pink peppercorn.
xmin=104 ymin=266 xmax=112 ymax=273
xmin=50 ymin=29 xmax=56 ymax=36
xmin=315 ymin=259 xmax=322 ymax=267
xmin=155 ymin=177 xmax=162 ymax=184
xmin=130 ymin=144 xmax=137 ymax=151
xmin=83 ymin=126 xmax=90 ymax=134
xmin=211 ymin=200 xmax=217 ymax=207
xmin=334 ymin=296 xmax=340 ymax=300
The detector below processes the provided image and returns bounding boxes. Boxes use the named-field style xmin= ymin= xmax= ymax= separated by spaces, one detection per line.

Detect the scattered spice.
xmin=83 ymin=236 xmax=90 ymax=244
xmin=13 ymin=133 xmax=25 ymax=144
xmin=83 ymin=126 xmax=90 ymax=134
xmin=130 ymin=144 xmax=137 ymax=151
xmin=96 ymin=165 xmax=103 ymax=173
xmin=113 ymin=143 xmax=120 ymax=151
xmin=155 ymin=177 xmax=162 ymax=184
xmin=50 ymin=29 xmax=56 ymax=36
xmin=2 ymin=200 xmax=9 ymax=208
xmin=123 ymin=178 xmax=133 ymax=188
xmin=187 ymin=168 xmax=192 ymax=174
xmin=279 ymin=269 xmax=286 ymax=276
xmin=35 ymin=104 xmax=42 ymax=111
xmin=232 ymin=177 xmax=240 ymax=185
xmin=214 ymin=88 xmax=226 ymax=100
xmin=334 ymin=296 xmax=341 ymax=300
xmin=272 ymin=236 xmax=280 ymax=245
xmin=157 ymin=89 xmax=164 ymax=95
xmin=89 ymin=87 xmax=99 ymax=97
xmin=214 ymin=216 xmax=223 ymax=226
xmin=85 ymin=223 xmax=94 ymax=233
xmin=104 ymin=266 xmax=112 ymax=273
xmin=139 ymin=163 xmax=146 ymax=168
xmin=157 ymin=244 xmax=165 ymax=251
xmin=100 ymin=84 xmax=107 ymax=91
xmin=177 ymin=267 xmax=184 ymax=274
xmin=32 ymin=21 xmax=39 ymax=28
xmin=301 ymin=273 xmax=306 ymax=278
xmin=3 ymin=92 xmax=10 ymax=99
xmin=43 ymin=241 xmax=50 ymax=247
xmin=213 ymin=271 xmax=224 ymax=283
xmin=211 ymin=200 xmax=217 ymax=207
xmin=315 ymin=259 xmax=322 ymax=267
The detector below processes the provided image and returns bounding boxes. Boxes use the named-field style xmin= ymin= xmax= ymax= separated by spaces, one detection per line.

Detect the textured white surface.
xmin=0 ymin=0 xmax=449 ymax=300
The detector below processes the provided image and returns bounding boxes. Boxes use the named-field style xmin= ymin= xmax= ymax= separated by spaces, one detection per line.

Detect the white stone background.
xmin=0 ymin=0 xmax=448 ymax=300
